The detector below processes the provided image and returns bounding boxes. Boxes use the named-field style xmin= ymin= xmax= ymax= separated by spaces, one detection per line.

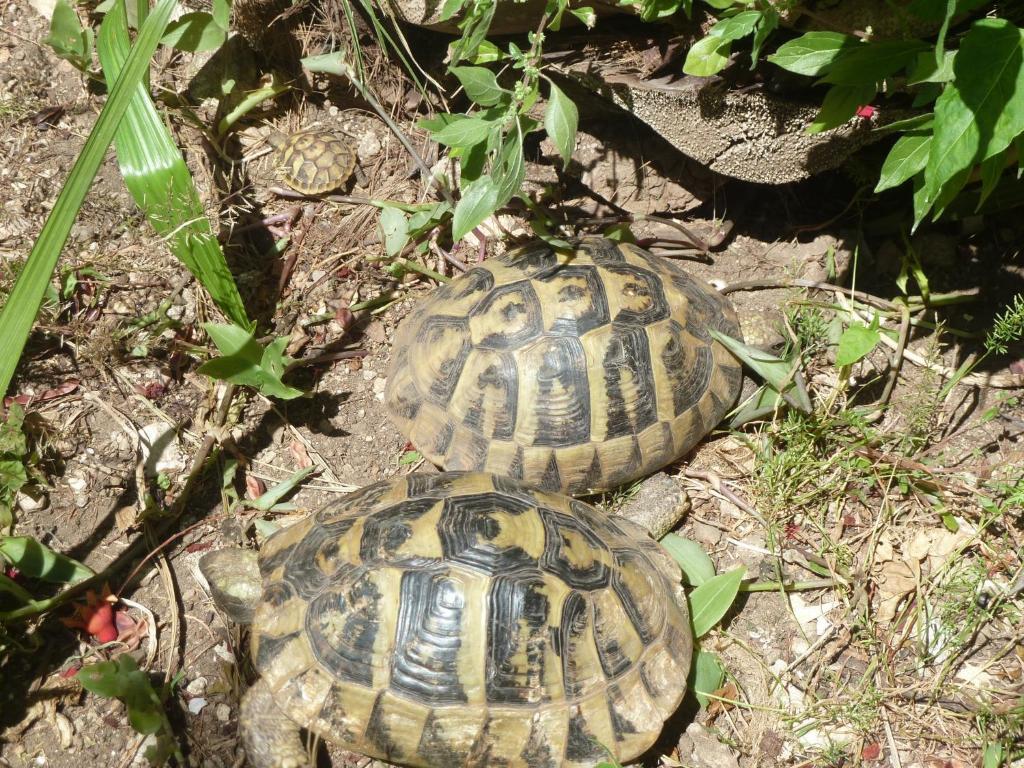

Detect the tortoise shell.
xmin=385 ymin=238 xmax=743 ymax=495
xmin=270 ymin=129 xmax=356 ymax=195
xmin=251 ymin=472 xmax=692 ymax=768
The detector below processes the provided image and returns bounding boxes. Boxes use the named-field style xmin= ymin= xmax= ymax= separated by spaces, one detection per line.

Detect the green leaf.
xmin=660 ymin=534 xmax=716 ymax=586
xmin=0 ymin=0 xmax=178 ymax=400
xmin=431 ymin=116 xmax=495 ymax=148
xmin=682 ymin=34 xmax=732 ymax=76
xmin=821 ymin=39 xmax=928 ymax=86
xmin=450 ymin=66 xmax=509 ymax=107
xmin=439 ymin=0 xmax=468 ymax=21
xmin=197 ymin=324 xmax=304 ymax=400
xmin=0 ymin=536 xmax=93 ymax=583
xmin=544 ymin=82 xmax=578 ymax=168
xmin=688 ymin=566 xmax=745 ymax=638
xmin=807 ymin=83 xmax=876 ymax=134
xmin=835 ymin=321 xmax=880 ymax=366
xmin=0 ymin=404 xmax=27 ymax=458
xmin=211 ymin=0 xmax=230 ymax=28
xmin=908 ymin=50 xmax=956 ymax=85
xmin=97 ymin=0 xmax=250 ymax=329
xmin=977 ymin=149 xmax=1008 ymax=210
xmin=709 ymin=10 xmax=761 ymax=42
xmin=709 ymin=329 xmax=812 ymax=413
xmin=246 ymin=466 xmax=315 ymax=511
xmin=378 ymin=206 xmax=410 ymax=257
xmin=569 ymin=6 xmax=597 ymax=27
xmin=160 ymin=12 xmax=226 ymax=52
xmin=77 ymin=655 xmax=173 ymax=740
xmin=750 ymin=7 xmax=778 ymax=64
xmin=767 ymin=32 xmax=859 ymax=77
xmin=692 ymin=649 xmax=725 ymax=708
xmin=494 ymin=120 xmax=526 ymax=208
xmin=876 ymin=133 xmax=932 ymax=192
xmin=452 ymin=176 xmax=500 ymax=239
xmin=922 ymin=19 xmax=1024 ymax=219
xmin=43 ymin=0 xmax=94 ymax=72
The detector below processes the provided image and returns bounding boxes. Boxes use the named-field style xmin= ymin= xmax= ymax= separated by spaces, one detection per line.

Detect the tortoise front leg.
xmin=239 ymin=678 xmax=308 ymax=768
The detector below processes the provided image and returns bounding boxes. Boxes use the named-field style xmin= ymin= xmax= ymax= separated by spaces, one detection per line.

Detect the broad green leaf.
xmin=378 ymin=206 xmax=410 ymax=257
xmin=873 ymin=113 xmax=934 ymax=135
xmin=77 ymin=655 xmax=169 ymax=737
xmin=635 ymin=0 xmax=689 ymax=22
xmin=160 ymin=12 xmax=227 ymax=52
xmin=922 ymin=19 xmax=1024 ymax=219
xmin=0 ymin=0 xmax=178 ymax=399
xmin=431 ymin=116 xmax=494 ymax=148
xmin=709 ymin=10 xmax=761 ymax=42
xmin=689 ymin=566 xmax=745 ymax=638
xmin=465 ymin=40 xmax=503 ymax=64
xmin=702 ymin=0 xmax=739 ymax=8
xmin=43 ymin=0 xmax=94 ymax=72
xmin=807 ymin=82 xmax=876 ymax=134
xmin=0 ymin=536 xmax=93 ymax=583
xmin=0 ymin=404 xmax=27 ymax=457
xmin=835 ymin=322 xmax=880 ymax=366
xmin=977 ymin=149 xmax=1008 ymax=210
xmin=544 ymin=83 xmax=578 ymax=168
xmin=821 ymin=39 xmax=928 ymax=86
xmin=97 ymin=0 xmax=250 ymax=329
xmin=197 ymin=324 xmax=304 ymax=400
xmin=876 ymin=133 xmax=932 ymax=192
xmin=982 ymin=742 xmax=1003 ymax=768
xmin=682 ymin=35 xmax=731 ymax=76
xmin=452 ymin=176 xmax=500 ymax=239
xmin=450 ymin=66 xmax=509 ymax=107
xmin=908 ymin=50 xmax=956 ymax=84
xmin=212 ymin=0 xmax=230 ymax=29
xmin=767 ymin=32 xmax=859 ymax=77
xmin=660 ymin=534 xmax=716 ymax=586
xmin=692 ymin=649 xmax=725 ymax=708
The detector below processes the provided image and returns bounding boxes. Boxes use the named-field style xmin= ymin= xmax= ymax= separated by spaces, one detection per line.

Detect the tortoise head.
xmin=199 ymin=548 xmax=262 ymax=624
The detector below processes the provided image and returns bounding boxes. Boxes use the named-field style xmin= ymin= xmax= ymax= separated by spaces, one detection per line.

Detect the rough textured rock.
xmin=555 ymin=67 xmax=908 ymax=184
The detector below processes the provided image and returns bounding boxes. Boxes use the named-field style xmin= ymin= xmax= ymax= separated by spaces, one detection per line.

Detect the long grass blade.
xmin=98 ymin=0 xmax=250 ymax=329
xmin=0 ymin=0 xmax=178 ymax=398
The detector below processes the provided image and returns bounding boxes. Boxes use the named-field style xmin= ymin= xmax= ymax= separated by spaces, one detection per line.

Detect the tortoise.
xmin=385 ymin=237 xmax=743 ymax=496
xmin=268 ymin=128 xmax=357 ymax=195
xmin=200 ymin=471 xmax=693 ymax=768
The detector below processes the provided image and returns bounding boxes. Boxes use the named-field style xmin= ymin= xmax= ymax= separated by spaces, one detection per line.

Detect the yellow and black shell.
xmin=251 ymin=472 xmax=692 ymax=768
xmin=269 ymin=129 xmax=356 ymax=195
xmin=385 ymin=238 xmax=743 ymax=495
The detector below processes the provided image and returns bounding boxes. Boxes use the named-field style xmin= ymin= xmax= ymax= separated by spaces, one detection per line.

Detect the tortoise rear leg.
xmin=239 ymin=678 xmax=309 ymax=768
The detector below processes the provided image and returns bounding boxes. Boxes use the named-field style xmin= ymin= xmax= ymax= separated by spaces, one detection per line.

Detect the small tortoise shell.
xmin=385 ymin=237 xmax=743 ymax=495
xmin=250 ymin=472 xmax=692 ymax=768
xmin=270 ymin=129 xmax=356 ymax=195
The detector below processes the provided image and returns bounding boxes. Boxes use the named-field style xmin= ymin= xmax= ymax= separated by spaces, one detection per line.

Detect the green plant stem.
xmin=0 ymin=572 xmax=35 ymax=603
xmin=739 ymin=578 xmax=835 ymax=593
xmin=216 ymin=77 xmax=290 ymax=137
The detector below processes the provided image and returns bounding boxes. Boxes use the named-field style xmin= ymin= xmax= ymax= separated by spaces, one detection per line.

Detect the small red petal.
xmin=861 ymin=742 xmax=881 ymax=760
xmin=856 ymin=105 xmax=876 ymax=118
xmin=402 ymin=441 xmax=415 ymax=452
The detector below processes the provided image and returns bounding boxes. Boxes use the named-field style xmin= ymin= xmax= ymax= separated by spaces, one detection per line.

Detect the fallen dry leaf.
xmin=289 ymin=440 xmax=313 ymax=469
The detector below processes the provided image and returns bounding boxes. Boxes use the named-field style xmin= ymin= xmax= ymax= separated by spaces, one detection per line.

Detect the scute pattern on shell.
xmin=273 ymin=129 xmax=356 ymax=194
xmin=385 ymin=237 xmax=743 ymax=494
xmin=251 ymin=472 xmax=692 ymax=768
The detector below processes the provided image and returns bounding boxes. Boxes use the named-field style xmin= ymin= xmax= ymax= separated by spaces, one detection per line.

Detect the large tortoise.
xmin=385 ymin=237 xmax=743 ymax=495
xmin=200 ymin=472 xmax=693 ymax=768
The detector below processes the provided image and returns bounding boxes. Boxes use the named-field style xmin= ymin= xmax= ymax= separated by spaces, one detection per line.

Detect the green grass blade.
xmin=97 ymin=0 xmax=250 ymax=329
xmin=0 ymin=0 xmax=178 ymax=398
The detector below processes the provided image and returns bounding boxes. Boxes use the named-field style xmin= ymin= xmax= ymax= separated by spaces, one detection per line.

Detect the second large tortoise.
xmin=386 ymin=237 xmax=743 ymax=495
xmin=200 ymin=472 xmax=693 ymax=768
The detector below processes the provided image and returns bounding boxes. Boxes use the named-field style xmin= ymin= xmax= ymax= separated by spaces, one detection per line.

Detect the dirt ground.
xmin=1 ymin=1 xmax=1023 ymax=767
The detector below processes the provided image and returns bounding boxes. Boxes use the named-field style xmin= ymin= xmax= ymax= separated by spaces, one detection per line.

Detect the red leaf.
xmin=861 ymin=742 xmax=881 ymax=760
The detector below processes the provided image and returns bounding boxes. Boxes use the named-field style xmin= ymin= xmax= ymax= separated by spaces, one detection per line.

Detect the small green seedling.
xmin=77 ymin=654 xmax=183 ymax=765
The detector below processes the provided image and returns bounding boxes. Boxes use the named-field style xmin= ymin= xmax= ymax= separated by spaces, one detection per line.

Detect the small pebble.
xmin=215 ymin=703 xmax=231 ymax=723
xmin=186 ymin=676 xmax=208 ymax=696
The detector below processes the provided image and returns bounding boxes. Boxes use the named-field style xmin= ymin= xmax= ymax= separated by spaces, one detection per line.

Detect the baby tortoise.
xmin=385 ymin=236 xmax=744 ymax=496
xmin=268 ymin=128 xmax=357 ymax=195
xmin=200 ymin=471 xmax=693 ymax=768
